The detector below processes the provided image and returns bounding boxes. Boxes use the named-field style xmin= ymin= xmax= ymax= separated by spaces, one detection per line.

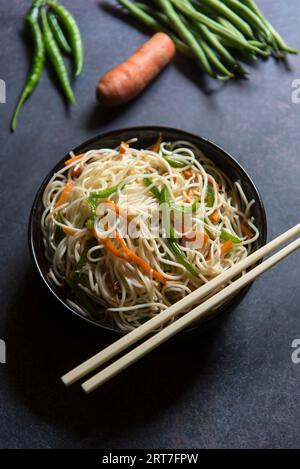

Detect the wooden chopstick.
xmin=81 ymin=234 xmax=300 ymax=393
xmin=61 ymin=223 xmax=300 ymax=389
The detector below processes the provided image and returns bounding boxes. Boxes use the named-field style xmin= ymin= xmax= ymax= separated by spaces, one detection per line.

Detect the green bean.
xmin=240 ymin=0 xmax=298 ymax=52
xmin=177 ymin=7 xmax=233 ymax=78
xmin=157 ymin=0 xmax=214 ymax=76
xmin=41 ymin=9 xmax=76 ymax=105
xmin=186 ymin=18 xmax=239 ymax=76
xmin=221 ymin=0 xmax=271 ymax=41
xmin=196 ymin=0 xmax=254 ymax=39
xmin=242 ymin=0 xmax=299 ymax=54
xmin=47 ymin=11 xmax=72 ymax=55
xmin=47 ymin=1 xmax=83 ymax=75
xmin=170 ymin=0 xmax=268 ymax=56
xmin=11 ymin=0 xmax=45 ymax=131
xmin=197 ymin=36 xmax=234 ymax=79
xmin=198 ymin=24 xmax=248 ymax=75
xmin=122 ymin=0 xmax=193 ymax=57
xmin=218 ymin=16 xmax=246 ymax=41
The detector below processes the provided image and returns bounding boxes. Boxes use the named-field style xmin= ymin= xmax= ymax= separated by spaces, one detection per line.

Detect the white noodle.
xmin=41 ymin=139 xmax=259 ymax=331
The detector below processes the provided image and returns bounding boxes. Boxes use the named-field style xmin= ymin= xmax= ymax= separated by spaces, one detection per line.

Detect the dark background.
xmin=0 ymin=0 xmax=300 ymax=449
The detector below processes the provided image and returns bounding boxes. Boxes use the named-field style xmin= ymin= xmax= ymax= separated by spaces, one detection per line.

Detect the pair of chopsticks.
xmin=62 ymin=223 xmax=300 ymax=394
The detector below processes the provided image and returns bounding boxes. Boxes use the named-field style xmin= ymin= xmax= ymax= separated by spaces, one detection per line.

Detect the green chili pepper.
xmin=160 ymin=186 xmax=198 ymax=277
xmin=220 ymin=229 xmax=241 ymax=244
xmin=47 ymin=11 xmax=72 ymax=55
xmin=47 ymin=1 xmax=84 ymax=76
xmin=41 ymin=9 xmax=76 ymax=105
xmin=144 ymin=178 xmax=161 ymax=199
xmin=11 ymin=0 xmax=46 ymax=132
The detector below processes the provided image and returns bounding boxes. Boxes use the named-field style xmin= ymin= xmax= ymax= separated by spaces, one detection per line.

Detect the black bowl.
xmin=29 ymin=126 xmax=267 ymax=336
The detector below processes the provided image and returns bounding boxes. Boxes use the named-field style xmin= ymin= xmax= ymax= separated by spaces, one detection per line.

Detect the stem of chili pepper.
xmin=47 ymin=11 xmax=72 ymax=55
xmin=47 ymin=1 xmax=84 ymax=76
xmin=41 ymin=8 xmax=76 ymax=105
xmin=11 ymin=0 xmax=46 ymax=132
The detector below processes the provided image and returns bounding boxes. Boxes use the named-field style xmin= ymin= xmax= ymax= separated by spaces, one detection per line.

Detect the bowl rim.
xmin=28 ymin=125 xmax=267 ymax=335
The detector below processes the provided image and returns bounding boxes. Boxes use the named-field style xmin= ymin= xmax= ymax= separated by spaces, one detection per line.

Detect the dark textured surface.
xmin=0 ymin=0 xmax=300 ymax=449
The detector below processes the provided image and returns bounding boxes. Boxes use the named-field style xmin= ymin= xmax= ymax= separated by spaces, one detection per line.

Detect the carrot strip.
xmin=119 ymin=142 xmax=129 ymax=155
xmin=115 ymin=232 xmax=167 ymax=283
xmin=101 ymin=201 xmax=134 ymax=221
xmin=210 ymin=210 xmax=219 ymax=223
xmin=241 ymin=222 xmax=253 ymax=238
xmin=63 ymin=226 xmax=76 ymax=236
xmin=221 ymin=240 xmax=233 ymax=257
xmin=151 ymin=132 xmax=162 ymax=153
xmin=208 ymin=177 xmax=220 ymax=191
xmin=71 ymin=166 xmax=82 ymax=178
xmin=55 ymin=180 xmax=74 ymax=208
xmin=183 ymin=228 xmax=208 ymax=243
xmin=93 ymin=230 xmax=128 ymax=261
xmin=103 ymin=200 xmax=121 ymax=216
xmin=183 ymin=170 xmax=193 ymax=179
xmin=64 ymin=153 xmax=85 ymax=166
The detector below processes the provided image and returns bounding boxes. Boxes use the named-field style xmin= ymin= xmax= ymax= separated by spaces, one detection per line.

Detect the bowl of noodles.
xmin=29 ymin=126 xmax=267 ymax=335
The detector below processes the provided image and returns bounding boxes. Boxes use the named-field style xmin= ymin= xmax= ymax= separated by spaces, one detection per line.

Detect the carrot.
xmin=210 ymin=209 xmax=219 ymax=224
xmin=119 ymin=141 xmax=129 ymax=154
xmin=152 ymin=132 xmax=162 ymax=153
xmin=241 ymin=222 xmax=253 ymax=238
xmin=221 ymin=240 xmax=233 ymax=257
xmin=183 ymin=227 xmax=208 ymax=242
xmin=97 ymin=33 xmax=176 ymax=107
xmin=65 ymin=153 xmax=84 ymax=166
xmin=71 ymin=166 xmax=82 ymax=178
xmin=103 ymin=200 xmax=121 ymax=216
xmin=93 ymin=230 xmax=128 ymax=261
xmin=183 ymin=170 xmax=193 ymax=179
xmin=63 ymin=226 xmax=76 ymax=236
xmin=184 ymin=229 xmax=209 ymax=251
xmin=208 ymin=177 xmax=220 ymax=191
xmin=115 ymin=232 xmax=167 ymax=283
xmin=55 ymin=180 xmax=74 ymax=207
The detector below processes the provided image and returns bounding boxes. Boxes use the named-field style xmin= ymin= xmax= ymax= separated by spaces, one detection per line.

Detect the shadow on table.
xmin=5 ymin=265 xmax=223 ymax=445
